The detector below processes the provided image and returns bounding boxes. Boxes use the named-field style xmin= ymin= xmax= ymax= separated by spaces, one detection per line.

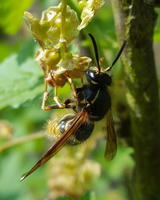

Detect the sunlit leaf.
xmin=0 ymin=43 xmax=15 ymax=62
xmin=0 ymin=54 xmax=43 ymax=109
xmin=154 ymin=27 xmax=160 ymax=42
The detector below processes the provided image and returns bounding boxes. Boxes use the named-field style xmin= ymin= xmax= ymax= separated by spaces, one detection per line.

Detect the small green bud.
xmin=36 ymin=49 xmax=60 ymax=70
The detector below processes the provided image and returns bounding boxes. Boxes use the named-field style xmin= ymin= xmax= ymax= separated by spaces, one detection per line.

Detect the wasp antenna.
xmin=106 ymin=40 xmax=126 ymax=72
xmin=88 ymin=33 xmax=101 ymax=73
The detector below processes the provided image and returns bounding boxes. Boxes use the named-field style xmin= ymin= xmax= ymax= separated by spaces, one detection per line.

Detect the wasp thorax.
xmin=85 ymin=69 xmax=112 ymax=86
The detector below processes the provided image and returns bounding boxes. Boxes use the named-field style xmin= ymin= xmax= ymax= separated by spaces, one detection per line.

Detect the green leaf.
xmin=154 ymin=12 xmax=160 ymax=42
xmin=55 ymin=197 xmax=72 ymax=200
xmin=0 ymin=0 xmax=33 ymax=34
xmin=154 ymin=27 xmax=160 ymax=42
xmin=54 ymin=192 xmax=95 ymax=200
xmin=0 ymin=42 xmax=15 ymax=62
xmin=80 ymin=191 xmax=96 ymax=200
xmin=0 ymin=54 xmax=43 ymax=109
xmin=17 ymin=39 xmax=37 ymax=65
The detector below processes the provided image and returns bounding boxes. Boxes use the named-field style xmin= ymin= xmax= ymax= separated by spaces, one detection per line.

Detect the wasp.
xmin=20 ymin=34 xmax=126 ymax=181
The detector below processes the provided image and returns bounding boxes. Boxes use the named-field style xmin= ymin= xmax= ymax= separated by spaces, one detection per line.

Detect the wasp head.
xmin=85 ymin=69 xmax=112 ymax=86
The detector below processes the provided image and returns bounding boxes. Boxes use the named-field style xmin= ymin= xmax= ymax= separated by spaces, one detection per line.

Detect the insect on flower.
xmin=24 ymin=6 xmax=92 ymax=110
xmin=20 ymin=34 xmax=126 ymax=181
xmin=37 ymin=49 xmax=92 ymax=110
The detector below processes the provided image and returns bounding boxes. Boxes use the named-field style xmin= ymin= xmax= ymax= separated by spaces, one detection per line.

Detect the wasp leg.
xmin=41 ymin=81 xmax=66 ymax=110
xmin=45 ymin=97 xmax=77 ymax=111
xmin=41 ymin=79 xmax=50 ymax=110
xmin=53 ymin=86 xmax=66 ymax=109
xmin=43 ymin=103 xmax=74 ymax=111
xmin=42 ymin=98 xmax=76 ymax=111
xmin=66 ymin=76 xmax=77 ymax=98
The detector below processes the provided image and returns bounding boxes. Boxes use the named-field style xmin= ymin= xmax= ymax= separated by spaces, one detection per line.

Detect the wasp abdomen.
xmin=48 ymin=114 xmax=94 ymax=145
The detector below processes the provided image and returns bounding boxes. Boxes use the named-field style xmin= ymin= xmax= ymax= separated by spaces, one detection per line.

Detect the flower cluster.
xmin=24 ymin=0 xmax=104 ymax=88
xmin=47 ymin=135 xmax=101 ymax=199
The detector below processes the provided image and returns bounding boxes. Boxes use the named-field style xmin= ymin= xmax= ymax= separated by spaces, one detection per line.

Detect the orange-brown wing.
xmin=105 ymin=109 xmax=117 ymax=160
xmin=20 ymin=110 xmax=88 ymax=181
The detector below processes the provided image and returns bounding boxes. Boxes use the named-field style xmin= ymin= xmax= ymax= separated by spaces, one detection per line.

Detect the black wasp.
xmin=20 ymin=34 xmax=126 ymax=181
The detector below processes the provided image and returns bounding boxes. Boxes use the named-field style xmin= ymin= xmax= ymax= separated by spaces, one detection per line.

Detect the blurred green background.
xmin=0 ymin=0 xmax=159 ymax=200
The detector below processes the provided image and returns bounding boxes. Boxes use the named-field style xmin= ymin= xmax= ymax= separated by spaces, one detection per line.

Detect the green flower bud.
xmin=36 ymin=48 xmax=60 ymax=70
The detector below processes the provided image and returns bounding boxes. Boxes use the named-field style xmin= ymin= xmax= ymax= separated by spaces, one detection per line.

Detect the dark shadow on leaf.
xmin=17 ymin=39 xmax=37 ymax=65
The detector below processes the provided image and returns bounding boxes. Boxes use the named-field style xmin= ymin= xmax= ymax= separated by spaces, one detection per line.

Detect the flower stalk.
xmin=60 ymin=0 xmax=67 ymax=56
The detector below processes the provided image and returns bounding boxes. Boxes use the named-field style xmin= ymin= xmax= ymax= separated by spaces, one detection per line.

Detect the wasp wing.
xmin=105 ymin=109 xmax=117 ymax=160
xmin=20 ymin=110 xmax=88 ymax=181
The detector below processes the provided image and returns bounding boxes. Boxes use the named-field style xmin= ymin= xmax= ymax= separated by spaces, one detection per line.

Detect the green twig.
xmin=60 ymin=0 xmax=67 ymax=55
xmin=0 ymin=132 xmax=45 ymax=153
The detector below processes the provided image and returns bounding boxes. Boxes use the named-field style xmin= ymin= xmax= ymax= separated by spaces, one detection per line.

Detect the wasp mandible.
xmin=20 ymin=34 xmax=126 ymax=181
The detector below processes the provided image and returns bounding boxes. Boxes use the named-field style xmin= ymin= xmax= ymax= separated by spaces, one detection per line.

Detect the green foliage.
xmin=55 ymin=197 xmax=72 ymax=200
xmin=0 ymin=42 xmax=15 ymax=62
xmin=154 ymin=8 xmax=160 ymax=42
xmin=0 ymin=53 xmax=43 ymax=109
xmin=55 ymin=191 xmax=95 ymax=200
xmin=17 ymin=39 xmax=37 ymax=64
xmin=79 ymin=191 xmax=95 ymax=200
xmin=154 ymin=26 xmax=160 ymax=42
xmin=0 ymin=0 xmax=33 ymax=34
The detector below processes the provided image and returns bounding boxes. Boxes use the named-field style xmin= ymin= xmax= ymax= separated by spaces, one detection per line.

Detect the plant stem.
xmin=0 ymin=132 xmax=45 ymax=152
xmin=111 ymin=0 xmax=160 ymax=199
xmin=60 ymin=0 xmax=67 ymax=55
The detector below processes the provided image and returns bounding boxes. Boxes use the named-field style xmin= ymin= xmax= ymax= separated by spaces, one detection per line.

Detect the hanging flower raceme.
xmin=24 ymin=0 xmax=104 ymax=85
